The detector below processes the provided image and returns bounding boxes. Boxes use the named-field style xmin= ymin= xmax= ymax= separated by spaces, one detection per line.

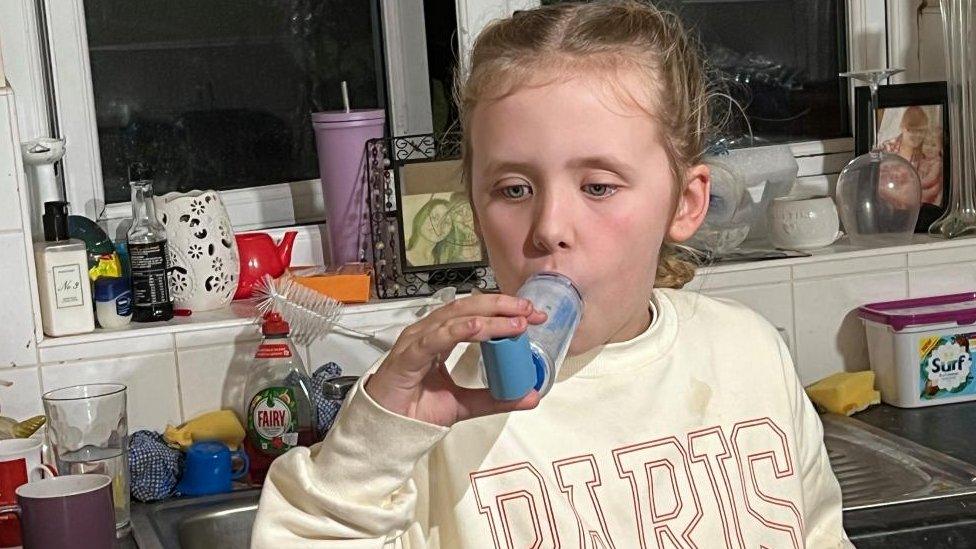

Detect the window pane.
xmin=540 ymin=0 xmax=850 ymax=145
xmin=84 ymin=0 xmax=384 ymax=203
xmin=423 ymin=0 xmax=460 ymax=136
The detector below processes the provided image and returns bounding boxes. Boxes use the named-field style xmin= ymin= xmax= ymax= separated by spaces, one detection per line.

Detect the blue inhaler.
xmin=480 ymin=272 xmax=583 ymax=400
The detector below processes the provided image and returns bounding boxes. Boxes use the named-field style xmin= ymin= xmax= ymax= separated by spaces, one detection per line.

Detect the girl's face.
xmin=420 ymin=203 xmax=451 ymax=242
xmin=903 ymin=125 xmax=927 ymax=148
xmin=923 ymin=136 xmax=941 ymax=158
xmin=469 ymin=71 xmax=709 ymax=353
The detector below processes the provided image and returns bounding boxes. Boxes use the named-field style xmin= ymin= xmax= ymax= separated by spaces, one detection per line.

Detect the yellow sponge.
xmin=164 ymin=410 xmax=245 ymax=450
xmin=806 ymin=371 xmax=881 ymax=416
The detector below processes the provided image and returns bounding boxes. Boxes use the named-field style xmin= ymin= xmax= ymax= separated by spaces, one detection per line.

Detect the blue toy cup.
xmin=175 ymin=441 xmax=249 ymax=497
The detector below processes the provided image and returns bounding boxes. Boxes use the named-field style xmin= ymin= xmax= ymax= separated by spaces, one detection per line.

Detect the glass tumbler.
xmin=42 ymin=383 xmax=130 ymax=533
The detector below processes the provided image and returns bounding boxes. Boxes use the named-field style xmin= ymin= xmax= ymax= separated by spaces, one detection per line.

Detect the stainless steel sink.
xmin=130 ymin=489 xmax=260 ymax=549
xmin=822 ymin=413 xmax=976 ymax=510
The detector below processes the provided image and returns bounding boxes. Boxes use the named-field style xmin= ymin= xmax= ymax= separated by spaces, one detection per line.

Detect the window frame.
xmin=1 ymin=0 xmax=893 ymax=253
xmin=0 ymin=0 xmax=439 ymax=233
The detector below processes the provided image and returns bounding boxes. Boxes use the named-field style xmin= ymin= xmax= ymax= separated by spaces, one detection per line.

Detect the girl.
xmin=252 ymin=2 xmax=851 ymax=547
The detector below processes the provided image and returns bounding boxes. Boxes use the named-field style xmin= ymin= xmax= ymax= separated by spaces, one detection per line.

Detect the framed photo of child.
xmin=854 ymin=82 xmax=949 ymax=231
xmin=395 ymin=158 xmax=487 ymax=272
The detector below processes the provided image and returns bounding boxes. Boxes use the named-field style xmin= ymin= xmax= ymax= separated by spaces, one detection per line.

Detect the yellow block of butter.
xmin=164 ymin=410 xmax=245 ymax=451
xmin=806 ymin=371 xmax=881 ymax=416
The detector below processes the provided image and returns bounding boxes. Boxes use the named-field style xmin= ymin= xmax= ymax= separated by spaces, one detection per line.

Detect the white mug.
xmin=769 ymin=195 xmax=843 ymax=250
xmin=0 ymin=439 xmax=55 ymax=482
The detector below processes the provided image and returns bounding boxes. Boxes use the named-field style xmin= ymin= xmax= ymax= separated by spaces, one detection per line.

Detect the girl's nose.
xmin=530 ymin=189 xmax=574 ymax=253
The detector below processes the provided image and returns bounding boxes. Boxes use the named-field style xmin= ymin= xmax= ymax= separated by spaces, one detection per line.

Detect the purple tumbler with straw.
xmin=312 ymin=106 xmax=385 ymax=267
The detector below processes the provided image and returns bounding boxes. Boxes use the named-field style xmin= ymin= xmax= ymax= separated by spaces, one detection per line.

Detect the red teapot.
xmin=233 ymin=231 xmax=297 ymax=299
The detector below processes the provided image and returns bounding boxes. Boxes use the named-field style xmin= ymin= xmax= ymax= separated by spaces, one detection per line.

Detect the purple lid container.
xmin=311 ymin=109 xmax=385 ymax=124
xmin=857 ymin=292 xmax=976 ymax=331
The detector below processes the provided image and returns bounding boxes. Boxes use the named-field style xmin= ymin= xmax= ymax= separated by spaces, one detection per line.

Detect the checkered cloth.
xmin=311 ymin=362 xmax=345 ymax=438
xmin=128 ymin=430 xmax=183 ymax=502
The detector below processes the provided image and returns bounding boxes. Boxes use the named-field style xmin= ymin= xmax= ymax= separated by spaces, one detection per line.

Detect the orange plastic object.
xmin=291 ymin=263 xmax=372 ymax=303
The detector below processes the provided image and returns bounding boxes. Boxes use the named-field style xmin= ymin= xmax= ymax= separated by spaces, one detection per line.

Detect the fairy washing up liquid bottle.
xmin=242 ymin=312 xmax=315 ymax=484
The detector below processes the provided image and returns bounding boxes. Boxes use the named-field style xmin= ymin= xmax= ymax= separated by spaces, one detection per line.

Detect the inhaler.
xmin=480 ymin=272 xmax=583 ymax=400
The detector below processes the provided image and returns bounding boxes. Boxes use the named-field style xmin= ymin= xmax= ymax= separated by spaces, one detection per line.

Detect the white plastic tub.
xmin=858 ymin=292 xmax=976 ymax=408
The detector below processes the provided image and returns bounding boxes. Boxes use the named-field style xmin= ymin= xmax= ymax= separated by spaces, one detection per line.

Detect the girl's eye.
xmin=500 ymin=184 xmax=532 ymax=200
xmin=583 ymin=183 xmax=617 ymax=197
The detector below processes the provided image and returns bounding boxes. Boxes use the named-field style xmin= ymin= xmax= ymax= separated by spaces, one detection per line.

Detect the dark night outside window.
xmin=83 ymin=0 xmax=385 ymax=203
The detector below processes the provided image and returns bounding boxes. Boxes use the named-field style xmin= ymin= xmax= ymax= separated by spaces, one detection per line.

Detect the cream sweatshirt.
xmin=252 ymin=288 xmax=853 ymax=548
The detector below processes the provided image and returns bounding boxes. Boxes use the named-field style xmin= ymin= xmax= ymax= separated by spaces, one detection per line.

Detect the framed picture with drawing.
xmin=396 ymin=158 xmax=486 ymax=271
xmin=854 ymin=81 xmax=950 ymax=231
xmin=364 ymin=133 xmax=495 ymax=299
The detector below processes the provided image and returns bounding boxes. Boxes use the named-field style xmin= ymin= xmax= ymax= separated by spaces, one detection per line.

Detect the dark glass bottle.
xmin=127 ymin=163 xmax=174 ymax=322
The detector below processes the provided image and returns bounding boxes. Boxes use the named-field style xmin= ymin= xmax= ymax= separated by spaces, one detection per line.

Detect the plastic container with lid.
xmin=858 ymin=292 xmax=976 ymax=408
xmin=93 ymin=276 xmax=132 ymax=329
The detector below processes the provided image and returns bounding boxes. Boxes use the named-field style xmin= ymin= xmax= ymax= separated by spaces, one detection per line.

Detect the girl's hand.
xmin=364 ymin=294 xmax=548 ymax=427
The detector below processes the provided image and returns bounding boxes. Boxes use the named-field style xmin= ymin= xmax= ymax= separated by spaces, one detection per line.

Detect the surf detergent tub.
xmin=858 ymin=292 xmax=976 ymax=408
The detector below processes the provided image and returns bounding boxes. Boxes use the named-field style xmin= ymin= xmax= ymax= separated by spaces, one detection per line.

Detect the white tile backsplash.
xmin=177 ymin=340 xmax=260 ymax=421
xmin=792 ymin=252 xmax=906 ymax=279
xmin=39 ymin=333 xmax=173 ymax=364
xmin=0 ymin=366 xmax=43 ymax=420
xmin=306 ymin=331 xmax=388 ymax=378
xmin=907 ymin=244 xmax=976 ymax=267
xmin=7 ymin=234 xmax=976 ymax=430
xmin=908 ymin=263 xmax=976 ymax=297
xmin=792 ymin=270 xmax=908 ymax=385
xmin=689 ymin=266 xmax=791 ymax=292
xmin=174 ymin=324 xmax=261 ymax=349
xmin=0 ymin=232 xmax=38 ymax=367
xmin=39 ymin=351 xmax=181 ymax=432
xmin=704 ymin=282 xmax=795 ymax=359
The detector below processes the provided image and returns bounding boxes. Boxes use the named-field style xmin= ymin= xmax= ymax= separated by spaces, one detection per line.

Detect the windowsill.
xmin=36 ymin=293 xmax=435 ymax=349
xmin=35 ymin=233 xmax=976 ymax=349
xmin=697 ymin=233 xmax=976 ymax=276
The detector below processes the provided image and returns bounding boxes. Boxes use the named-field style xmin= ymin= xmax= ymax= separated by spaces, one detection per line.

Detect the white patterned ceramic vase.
xmin=153 ymin=190 xmax=239 ymax=311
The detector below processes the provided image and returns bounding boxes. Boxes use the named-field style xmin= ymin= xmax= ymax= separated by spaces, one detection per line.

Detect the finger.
xmin=404 ymin=314 xmax=532 ymax=368
xmin=425 ymin=293 xmax=534 ymax=325
xmin=387 ymin=316 xmax=483 ymax=378
xmin=453 ymin=386 xmax=541 ymax=421
xmin=526 ymin=309 xmax=548 ymax=325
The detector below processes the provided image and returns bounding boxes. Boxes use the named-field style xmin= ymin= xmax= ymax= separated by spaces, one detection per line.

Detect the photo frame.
xmin=364 ymin=133 xmax=497 ymax=299
xmin=854 ymin=81 xmax=950 ymax=230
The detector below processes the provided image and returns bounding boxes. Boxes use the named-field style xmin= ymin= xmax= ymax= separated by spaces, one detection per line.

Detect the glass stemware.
xmin=928 ymin=0 xmax=976 ymax=239
xmin=835 ymin=69 xmax=922 ymax=247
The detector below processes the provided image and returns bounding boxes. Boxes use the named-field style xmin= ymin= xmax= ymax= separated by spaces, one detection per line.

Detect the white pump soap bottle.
xmin=33 ymin=201 xmax=94 ymax=336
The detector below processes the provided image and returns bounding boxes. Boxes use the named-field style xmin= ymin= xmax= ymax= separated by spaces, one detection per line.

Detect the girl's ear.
xmin=667 ymin=163 xmax=710 ymax=242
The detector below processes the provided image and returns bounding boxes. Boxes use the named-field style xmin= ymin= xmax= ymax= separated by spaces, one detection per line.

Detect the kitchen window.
xmin=80 ymin=0 xmax=461 ymax=205
xmin=1 ymin=0 xmax=895 ymax=243
xmin=541 ymin=0 xmax=850 ymax=146
xmin=0 ymin=0 xmax=450 ymax=235
xmin=85 ymin=1 xmax=385 ymax=205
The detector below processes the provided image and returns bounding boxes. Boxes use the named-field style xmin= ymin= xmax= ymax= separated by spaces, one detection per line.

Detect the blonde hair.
xmin=455 ymin=0 xmax=711 ymax=288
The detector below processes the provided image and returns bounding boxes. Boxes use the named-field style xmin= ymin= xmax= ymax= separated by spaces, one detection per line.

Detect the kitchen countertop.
xmin=843 ymin=401 xmax=976 ymax=547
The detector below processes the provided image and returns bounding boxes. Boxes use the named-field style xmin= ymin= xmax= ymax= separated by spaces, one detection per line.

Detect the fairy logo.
xmin=248 ymin=388 xmax=297 ymax=452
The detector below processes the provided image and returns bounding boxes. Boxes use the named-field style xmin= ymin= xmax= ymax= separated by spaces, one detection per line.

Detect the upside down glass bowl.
xmin=834 ymin=150 xmax=921 ymax=248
